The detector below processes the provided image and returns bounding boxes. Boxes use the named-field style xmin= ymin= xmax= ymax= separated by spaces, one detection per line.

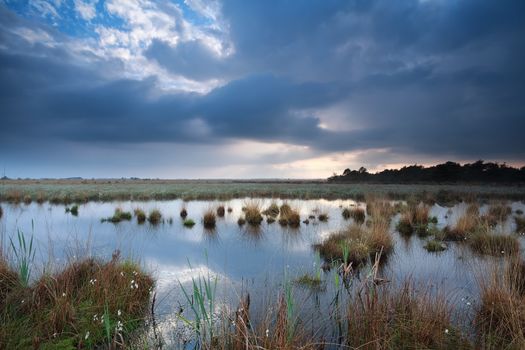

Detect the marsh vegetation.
xmin=1 ymin=195 xmax=524 ymax=349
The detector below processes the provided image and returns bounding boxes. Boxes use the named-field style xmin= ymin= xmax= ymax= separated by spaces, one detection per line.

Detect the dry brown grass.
xmin=468 ymin=233 xmax=520 ymax=256
xmin=443 ymin=208 xmax=480 ymax=241
xmin=203 ymin=209 xmax=216 ymax=229
xmin=244 ymin=203 xmax=263 ymax=226
xmin=315 ymin=222 xmax=392 ymax=266
xmin=396 ymin=203 xmax=430 ymax=236
xmin=278 ymin=204 xmax=300 ymax=228
xmin=147 ymin=209 xmax=162 ymax=225
xmin=475 ymin=258 xmax=525 ymax=348
xmin=347 ymin=282 xmax=470 ymax=349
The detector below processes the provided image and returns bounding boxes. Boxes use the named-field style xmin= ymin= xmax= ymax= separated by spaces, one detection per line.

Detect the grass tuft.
xmin=424 ymin=239 xmax=447 ymax=252
xmin=0 ymin=255 xmax=154 ymax=349
xmin=102 ymin=208 xmax=132 ymax=223
xmin=244 ymin=203 xmax=263 ymax=226
xmin=468 ymin=232 xmax=520 ymax=256
xmin=217 ymin=205 xmax=225 ymax=217
xmin=180 ymin=208 xmax=188 ymax=218
xmin=134 ymin=208 xmax=146 ymax=224
xmin=262 ymin=202 xmax=280 ymax=217
xmin=147 ymin=209 xmax=162 ymax=225
xmin=203 ymin=209 xmax=216 ymax=229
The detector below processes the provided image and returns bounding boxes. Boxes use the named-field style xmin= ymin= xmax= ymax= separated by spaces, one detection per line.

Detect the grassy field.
xmin=1 ymin=179 xmax=525 ymax=203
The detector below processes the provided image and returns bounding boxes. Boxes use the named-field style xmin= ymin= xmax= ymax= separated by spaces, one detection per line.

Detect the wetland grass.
xmin=147 ymin=209 xmax=162 ymax=225
xmin=134 ymin=208 xmax=146 ymax=224
xmin=262 ymin=202 xmax=279 ymax=217
xmin=318 ymin=213 xmax=329 ymax=222
xmin=395 ymin=203 xmax=431 ymax=236
xmin=468 ymin=232 xmax=520 ymax=256
xmin=101 ymin=208 xmax=132 ymax=223
xmin=314 ymin=221 xmax=393 ymax=266
xmin=203 ymin=209 xmax=216 ymax=229
xmin=347 ymin=281 xmax=469 ymax=349
xmin=23 ymin=195 xmax=32 ymax=205
xmin=244 ymin=203 xmax=263 ymax=226
xmin=237 ymin=217 xmax=246 ymax=226
xmin=343 ymin=207 xmax=365 ymax=223
xmin=0 ymin=205 xmax=3 ymax=219
xmin=180 ymin=208 xmax=188 ymax=218
xmin=0 ymin=252 xmax=153 ymax=349
xmin=217 ymin=205 xmax=225 ymax=217
xmin=424 ymin=239 xmax=447 ymax=252
xmin=278 ymin=204 xmax=300 ymax=228
xmin=475 ymin=258 xmax=525 ymax=348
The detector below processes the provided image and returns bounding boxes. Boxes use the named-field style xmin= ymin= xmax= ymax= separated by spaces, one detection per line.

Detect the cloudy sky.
xmin=0 ymin=0 xmax=524 ymax=179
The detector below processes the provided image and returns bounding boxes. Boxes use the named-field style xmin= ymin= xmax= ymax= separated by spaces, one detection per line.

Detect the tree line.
xmin=328 ymin=160 xmax=525 ymax=184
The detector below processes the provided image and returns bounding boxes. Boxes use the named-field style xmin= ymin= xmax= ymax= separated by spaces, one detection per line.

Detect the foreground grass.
xmin=0 ymin=253 xmax=154 ymax=349
xmin=2 ymin=180 xmax=525 ymax=204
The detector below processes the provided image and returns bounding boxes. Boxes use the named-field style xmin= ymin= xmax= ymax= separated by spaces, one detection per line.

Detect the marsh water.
xmin=1 ymin=198 xmax=524 ymax=346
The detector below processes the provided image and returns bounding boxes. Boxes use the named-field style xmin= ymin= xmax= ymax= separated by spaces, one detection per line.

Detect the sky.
xmin=0 ymin=0 xmax=524 ymax=179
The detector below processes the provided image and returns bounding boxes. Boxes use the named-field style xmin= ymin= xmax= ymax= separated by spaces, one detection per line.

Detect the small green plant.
xmin=183 ymin=218 xmax=196 ymax=227
xmin=9 ymin=228 xmax=36 ymax=286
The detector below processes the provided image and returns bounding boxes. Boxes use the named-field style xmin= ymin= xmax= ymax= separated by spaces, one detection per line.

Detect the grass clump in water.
xmin=279 ymin=204 xmax=300 ymax=228
xmin=262 ymin=202 xmax=280 ymax=217
xmin=134 ymin=208 xmax=146 ymax=224
xmin=318 ymin=213 xmax=329 ymax=222
xmin=101 ymin=208 xmax=132 ymax=223
xmin=217 ymin=205 xmax=225 ymax=217
xmin=0 ymin=205 xmax=3 ymax=219
xmin=294 ymin=274 xmax=323 ymax=291
xmin=244 ymin=203 xmax=263 ymax=226
xmin=69 ymin=204 xmax=79 ymax=216
xmin=424 ymin=239 xmax=447 ymax=252
xmin=347 ymin=281 xmax=470 ymax=349
xmin=314 ymin=222 xmax=392 ymax=266
xmin=475 ymin=258 xmax=525 ymax=349
xmin=468 ymin=232 xmax=520 ymax=256
xmin=180 ymin=208 xmax=188 ymax=218
xmin=203 ymin=209 xmax=216 ymax=229
xmin=343 ymin=207 xmax=365 ymax=223
xmin=183 ymin=218 xmax=195 ymax=227
xmin=396 ymin=203 xmax=430 ymax=236
xmin=0 ymin=252 xmax=154 ymax=349
xmin=147 ymin=209 xmax=162 ymax=225
xmin=237 ymin=217 xmax=246 ymax=226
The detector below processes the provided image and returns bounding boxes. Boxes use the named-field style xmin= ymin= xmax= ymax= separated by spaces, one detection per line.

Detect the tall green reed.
xmin=177 ymin=254 xmax=218 ymax=344
xmin=9 ymin=222 xmax=36 ymax=286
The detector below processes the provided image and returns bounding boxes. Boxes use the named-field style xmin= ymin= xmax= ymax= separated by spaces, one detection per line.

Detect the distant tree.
xmin=328 ymin=160 xmax=525 ymax=184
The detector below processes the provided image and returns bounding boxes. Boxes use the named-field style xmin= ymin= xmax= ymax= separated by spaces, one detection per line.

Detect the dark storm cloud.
xmin=1 ymin=0 xmax=525 ymax=163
